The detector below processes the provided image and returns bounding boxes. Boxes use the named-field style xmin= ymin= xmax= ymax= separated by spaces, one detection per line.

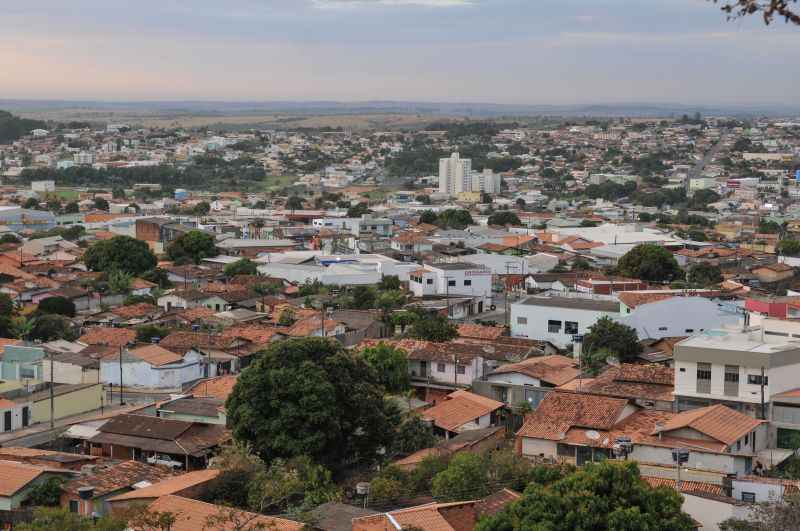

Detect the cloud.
xmin=312 ymin=0 xmax=473 ymax=8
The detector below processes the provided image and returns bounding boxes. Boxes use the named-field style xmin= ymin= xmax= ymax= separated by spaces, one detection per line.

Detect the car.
xmin=146 ymin=454 xmax=183 ymax=469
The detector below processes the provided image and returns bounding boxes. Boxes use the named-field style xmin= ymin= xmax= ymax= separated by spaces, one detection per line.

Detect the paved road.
xmin=686 ymin=134 xmax=728 ymax=189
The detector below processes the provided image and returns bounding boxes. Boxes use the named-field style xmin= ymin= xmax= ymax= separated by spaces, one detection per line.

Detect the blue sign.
xmin=795 ymin=169 xmax=800 ymax=181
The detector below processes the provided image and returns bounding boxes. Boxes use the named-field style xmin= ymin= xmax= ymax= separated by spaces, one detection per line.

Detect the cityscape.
xmin=1 ymin=1 xmax=800 ymax=530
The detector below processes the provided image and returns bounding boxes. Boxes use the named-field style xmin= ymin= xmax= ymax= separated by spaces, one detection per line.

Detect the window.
xmin=685 ymin=329 xmax=694 ymax=333
xmin=2 ymin=411 xmax=9 ymax=432
xmin=742 ymin=492 xmax=756 ymax=503
xmin=448 ymin=280 xmax=456 ymax=287
xmin=517 ymin=317 xmax=528 ymax=325
xmin=696 ymin=362 xmax=711 ymax=394
xmin=456 ymin=365 xmax=466 ymax=375
xmin=565 ymin=321 xmax=578 ymax=335
xmin=493 ymin=386 xmax=508 ymax=403
xmin=748 ymin=374 xmax=769 ymax=385
xmin=464 ymin=280 xmax=472 ymax=286
xmin=69 ymin=500 xmax=80 ymax=513
xmin=548 ymin=320 xmax=562 ymax=333
xmin=724 ymin=365 xmax=740 ymax=397
xmin=426 ymin=278 xmax=433 ymax=285
xmin=658 ymin=326 xmax=668 ymax=331
xmin=437 ymin=363 xmax=446 ymax=373
xmin=679 ymin=368 xmax=686 ymax=372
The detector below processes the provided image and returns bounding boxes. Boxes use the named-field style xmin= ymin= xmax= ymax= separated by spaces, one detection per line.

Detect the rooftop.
xmin=517 ymin=296 xmax=620 ymax=312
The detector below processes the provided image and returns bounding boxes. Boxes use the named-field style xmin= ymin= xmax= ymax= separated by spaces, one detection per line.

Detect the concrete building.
xmin=439 ymin=152 xmax=472 ymax=196
xmin=409 ymin=262 xmax=493 ymax=316
xmin=510 ymin=297 xmax=620 ymax=348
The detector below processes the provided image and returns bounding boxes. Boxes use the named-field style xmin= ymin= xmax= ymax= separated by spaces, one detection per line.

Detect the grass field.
xmin=263 ymin=175 xmax=297 ymax=191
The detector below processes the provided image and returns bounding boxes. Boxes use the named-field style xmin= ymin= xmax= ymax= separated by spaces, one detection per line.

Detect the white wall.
xmin=486 ymin=372 xmax=541 ymax=387
xmin=511 ymin=303 xmax=618 ymax=348
xmin=618 ymin=298 xmax=740 ymax=340
xmin=521 ymin=438 xmax=557 ymax=459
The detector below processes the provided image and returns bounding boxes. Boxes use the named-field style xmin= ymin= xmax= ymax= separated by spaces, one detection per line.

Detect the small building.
xmin=100 ymin=344 xmax=203 ymax=391
xmin=510 ymin=296 xmax=620 ymax=348
xmin=421 ymin=390 xmax=505 ymax=439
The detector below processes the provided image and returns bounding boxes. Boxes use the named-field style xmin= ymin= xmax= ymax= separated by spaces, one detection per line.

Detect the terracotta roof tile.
xmin=127 ymin=344 xmax=184 ymax=367
xmin=0 ymin=460 xmax=46 ymax=496
xmin=457 ymin=324 xmax=504 ymax=341
xmin=516 ymin=391 xmax=628 ymax=440
xmin=63 ymin=460 xmax=175 ymax=498
xmin=490 ymin=355 xmax=579 ymax=386
xmin=657 ymin=404 xmax=764 ymax=446
xmin=147 ymin=495 xmax=304 ymax=531
xmin=107 ymin=469 xmax=220 ymax=502
xmin=79 ymin=327 xmax=136 ymax=348
xmin=422 ymin=390 xmax=504 ymax=432
xmin=186 ymin=375 xmax=239 ymax=401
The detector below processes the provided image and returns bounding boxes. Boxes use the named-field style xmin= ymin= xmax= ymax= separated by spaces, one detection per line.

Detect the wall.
xmin=681 ymin=493 xmax=743 ymax=531
xmin=31 ymin=384 xmax=103 ymax=424
xmin=101 ymin=360 xmax=158 ymax=388
xmin=521 ymin=437 xmax=557 ymax=458
xmin=511 ymin=304 xmax=618 ymax=348
xmin=618 ymin=298 xmax=740 ymax=340
xmin=42 ymin=360 xmax=98 ymax=385
xmin=630 ymin=444 xmax=737 ymax=474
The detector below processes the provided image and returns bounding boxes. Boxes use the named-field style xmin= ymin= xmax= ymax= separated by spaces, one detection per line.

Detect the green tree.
xmin=436 ymin=209 xmax=474 ymax=230
xmin=407 ymin=312 xmax=457 ymax=342
xmin=93 ymin=197 xmax=109 ymax=211
xmin=135 ymin=324 xmax=171 ymax=343
xmin=16 ymin=507 xmax=126 ymax=531
xmin=618 ymin=244 xmax=683 ymax=282
xmin=688 ymin=263 xmax=723 ymax=286
xmin=37 ymin=296 xmax=76 ymax=317
xmin=0 ymin=233 xmax=20 ymax=244
xmin=488 ymin=211 xmax=521 ymax=227
xmin=582 ymin=316 xmax=642 ymax=364
xmin=419 ymin=210 xmax=438 ymax=224
xmin=394 ymin=414 xmax=436 ymax=456
xmin=351 ymin=285 xmax=377 ymax=309
xmin=378 ymin=275 xmax=402 ymax=291
xmin=720 ymin=494 xmax=800 ymax=530
xmin=141 ymin=268 xmax=173 ymax=289
xmin=112 ymin=187 xmax=126 ymax=199
xmin=360 ymin=342 xmax=410 ymax=393
xmin=84 ymin=236 xmax=157 ymax=275
xmin=107 ymin=270 xmax=133 ymax=294
xmin=370 ymin=475 xmax=405 ymax=505
xmin=277 ymin=307 xmax=296 ymax=326
xmin=432 ymin=453 xmax=490 ymax=501
xmin=759 ymin=219 xmax=782 ymax=234
xmin=347 ymin=202 xmax=371 ymax=217
xmin=226 ymin=338 xmax=398 ymax=470
xmin=247 ymin=455 xmax=339 ymax=513
xmin=224 ymin=258 xmax=258 ymax=277
xmin=476 ymin=461 xmax=694 ymax=531
xmin=27 ymin=477 xmax=64 ymax=506
xmin=166 ymin=230 xmax=217 ymax=265
xmin=192 ymin=201 xmax=211 ymax=216
xmin=779 ymin=239 xmax=800 ymax=257
xmin=63 ymin=201 xmax=80 ymax=214
xmin=206 ymin=442 xmax=265 ymax=509
xmin=0 ymin=294 xmax=16 ymax=338
xmin=29 ymin=314 xmax=77 ymax=342
xmin=286 ymin=195 xmax=305 ymax=211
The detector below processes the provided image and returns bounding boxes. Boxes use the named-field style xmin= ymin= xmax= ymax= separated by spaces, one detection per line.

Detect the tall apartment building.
xmin=473 ymin=168 xmax=501 ymax=194
xmin=439 ymin=153 xmax=472 ymax=196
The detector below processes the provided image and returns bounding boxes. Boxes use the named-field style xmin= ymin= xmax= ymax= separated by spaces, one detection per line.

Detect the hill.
xmin=0 ymin=110 xmax=47 ymax=144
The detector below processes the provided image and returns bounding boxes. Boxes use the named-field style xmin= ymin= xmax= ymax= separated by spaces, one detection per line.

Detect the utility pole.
xmin=49 ymin=349 xmax=54 ymax=431
xmin=444 ymin=276 xmax=452 ymax=319
xmin=118 ymin=345 xmax=124 ymax=406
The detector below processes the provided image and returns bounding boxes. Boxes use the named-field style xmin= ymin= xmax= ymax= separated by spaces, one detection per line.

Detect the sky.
xmin=2 ymin=0 xmax=799 ymax=105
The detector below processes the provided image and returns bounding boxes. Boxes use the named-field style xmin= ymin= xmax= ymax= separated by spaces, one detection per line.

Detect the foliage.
xmin=37 ymin=296 xmax=76 ymax=318
xmin=488 ymin=211 xmax=521 ymax=227
xmin=248 ymin=456 xmax=339 ymax=513
xmin=688 ymin=263 xmax=724 ymax=286
xmin=406 ymin=310 xmax=458 ymax=342
xmin=141 ymin=268 xmax=173 ymax=289
xmin=347 ymin=202 xmax=371 ymax=218
xmin=166 ymin=230 xmax=217 ymax=265
xmin=360 ymin=342 xmax=410 ymax=393
xmin=419 ymin=210 xmax=438 ymax=224
xmin=585 ymin=181 xmax=636 ymax=201
xmin=277 ymin=307 xmax=296 ymax=326
xmin=378 ymin=275 xmax=402 ymax=291
xmin=0 ymin=233 xmax=20 ymax=244
xmin=206 ymin=442 xmax=266 ymax=509
xmin=689 ymin=189 xmax=721 ymax=210
xmin=759 ymin=219 xmax=782 ymax=234
xmin=778 ymin=239 xmax=800 ymax=257
xmin=393 ymin=413 xmax=437 ymax=456
xmin=432 ymin=453 xmax=490 ymax=501
xmin=225 ymin=258 xmax=258 ymax=277
xmin=710 ymin=0 xmax=800 ymax=26
xmin=135 ymin=324 xmax=171 ymax=343
xmin=26 ymin=477 xmax=63 ymax=506
xmin=226 ymin=338 xmax=398 ymax=470
xmin=720 ymin=493 xmax=800 ymax=530
xmin=84 ymin=236 xmax=157 ymax=275
xmin=0 ymin=110 xmax=47 ymax=144
xmin=617 ymin=244 xmax=683 ymax=282
xmin=192 ymin=201 xmax=211 ymax=216
xmin=107 ymin=270 xmax=133 ymax=294
xmin=370 ymin=475 xmax=405 ymax=505
xmin=583 ymin=317 xmax=642 ymax=364
xmin=435 ymin=209 xmax=474 ymax=230
xmin=15 ymin=507 xmax=126 ymax=531
xmin=29 ymin=315 xmax=77 ymax=342
xmin=93 ymin=197 xmax=109 ymax=211
xmin=286 ymin=196 xmax=304 ymax=211
xmin=476 ymin=461 xmax=694 ymax=531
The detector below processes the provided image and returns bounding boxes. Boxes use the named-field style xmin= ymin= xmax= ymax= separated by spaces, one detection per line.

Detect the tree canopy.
xmin=166 ymin=230 xmax=217 ymax=265
xmin=224 ymin=258 xmax=258 ymax=277
xmin=488 ymin=211 xmax=522 ymax=227
xmin=226 ymin=338 xmax=398 ymax=470
xmin=83 ymin=236 xmax=157 ymax=275
xmin=37 ymin=296 xmax=76 ymax=318
xmin=582 ymin=316 xmax=642 ymax=366
xmin=688 ymin=263 xmax=724 ymax=286
xmin=359 ymin=342 xmax=410 ymax=393
xmin=406 ymin=309 xmax=458 ymax=342
xmin=476 ymin=461 xmax=695 ymax=531
xmin=617 ymin=244 xmax=683 ymax=282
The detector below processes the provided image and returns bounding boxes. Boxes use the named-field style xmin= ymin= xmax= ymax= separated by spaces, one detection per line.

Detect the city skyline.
xmin=3 ymin=0 xmax=799 ymax=105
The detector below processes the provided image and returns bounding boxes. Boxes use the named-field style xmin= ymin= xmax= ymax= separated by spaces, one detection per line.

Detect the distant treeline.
xmin=0 ymin=110 xmax=47 ymax=143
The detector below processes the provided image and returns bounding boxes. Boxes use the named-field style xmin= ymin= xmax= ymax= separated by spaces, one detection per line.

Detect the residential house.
xmin=751 ymin=263 xmax=794 ymax=284
xmin=144 ymin=495 xmax=305 ymax=531
xmin=409 ymin=262 xmax=493 ymax=316
xmin=421 ymin=390 xmax=505 ymax=439
xmin=393 ymin=426 xmax=505 ymax=471
xmin=157 ymin=289 xmax=207 ymax=312
xmin=581 ymin=363 xmax=675 ymax=411
xmin=473 ymin=355 xmax=579 ymax=409
xmin=84 ymin=414 xmax=230 ymax=470
xmin=156 ymin=396 xmax=226 ymax=425
xmin=105 ymin=469 xmax=220 ymax=511
xmin=99 ymin=344 xmax=203 ymax=390
xmin=0 ymin=460 xmax=73 ymax=512
xmin=61 ymin=460 xmax=175 ymax=516
xmin=78 ymin=327 xmax=136 ymax=349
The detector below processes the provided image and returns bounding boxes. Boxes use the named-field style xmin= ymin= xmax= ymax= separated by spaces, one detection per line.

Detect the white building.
xmin=100 ymin=344 xmax=203 ymax=390
xmin=673 ymin=327 xmax=800 ymax=416
xmin=439 ymin=153 xmax=472 ymax=196
xmin=409 ymin=262 xmax=493 ymax=315
xmin=617 ymin=296 xmax=741 ymax=340
xmin=473 ymin=169 xmax=502 ymax=194
xmin=510 ymin=296 xmax=620 ymax=348
xmin=31 ymin=181 xmax=55 ymax=193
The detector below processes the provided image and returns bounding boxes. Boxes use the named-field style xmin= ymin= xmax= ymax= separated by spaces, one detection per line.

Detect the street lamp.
xmin=672 ymin=447 xmax=690 ymax=491
xmin=613 ymin=436 xmax=633 ymax=460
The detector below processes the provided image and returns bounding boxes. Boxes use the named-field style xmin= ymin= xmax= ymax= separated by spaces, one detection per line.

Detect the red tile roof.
xmin=516 ymin=391 xmax=628 ymax=441
xmin=657 ymin=404 xmax=764 ymax=446
xmin=422 ymin=390 xmax=504 ymax=432
xmin=490 ymin=355 xmax=579 ymax=386
xmin=147 ymin=495 xmax=303 ymax=531
xmin=79 ymin=327 xmax=136 ymax=348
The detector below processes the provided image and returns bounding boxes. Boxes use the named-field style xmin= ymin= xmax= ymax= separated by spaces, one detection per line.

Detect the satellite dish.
xmin=585 ymin=430 xmax=600 ymax=441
